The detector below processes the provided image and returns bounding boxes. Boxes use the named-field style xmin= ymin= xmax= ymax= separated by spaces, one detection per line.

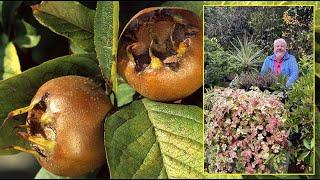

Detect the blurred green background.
xmin=0 ymin=153 xmax=41 ymax=179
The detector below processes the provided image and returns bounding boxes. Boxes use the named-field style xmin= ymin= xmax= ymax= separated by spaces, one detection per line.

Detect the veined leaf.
xmin=115 ymin=81 xmax=135 ymax=107
xmin=105 ymin=99 xmax=203 ymax=179
xmin=31 ymin=1 xmax=95 ymax=52
xmin=0 ymin=41 xmax=21 ymax=80
xmin=0 ymin=54 xmax=101 ymax=155
xmin=94 ymin=1 xmax=119 ymax=91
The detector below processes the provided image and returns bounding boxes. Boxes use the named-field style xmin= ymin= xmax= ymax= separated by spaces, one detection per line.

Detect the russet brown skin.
xmin=27 ymin=76 xmax=112 ymax=177
xmin=117 ymin=7 xmax=203 ymax=102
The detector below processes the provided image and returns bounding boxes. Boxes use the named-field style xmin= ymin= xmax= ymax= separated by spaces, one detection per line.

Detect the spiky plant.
xmin=228 ymin=34 xmax=265 ymax=74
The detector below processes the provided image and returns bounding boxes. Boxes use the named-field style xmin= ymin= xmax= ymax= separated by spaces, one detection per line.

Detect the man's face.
xmin=274 ymin=42 xmax=286 ymax=59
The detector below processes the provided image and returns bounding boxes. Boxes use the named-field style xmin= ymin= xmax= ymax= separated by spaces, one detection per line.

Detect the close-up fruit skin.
xmin=4 ymin=75 xmax=112 ymax=177
xmin=117 ymin=7 xmax=203 ymax=102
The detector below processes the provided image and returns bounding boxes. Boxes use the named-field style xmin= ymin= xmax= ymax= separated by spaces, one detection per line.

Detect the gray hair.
xmin=274 ymin=38 xmax=287 ymax=47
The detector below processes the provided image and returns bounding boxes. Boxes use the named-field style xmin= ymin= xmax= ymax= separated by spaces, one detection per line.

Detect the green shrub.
xmin=298 ymin=55 xmax=313 ymax=76
xmin=205 ymin=36 xmax=235 ymax=87
xmin=284 ymin=69 xmax=314 ymax=173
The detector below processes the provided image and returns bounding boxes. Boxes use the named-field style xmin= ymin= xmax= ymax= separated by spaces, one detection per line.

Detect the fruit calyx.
xmin=2 ymin=92 xmax=57 ymax=158
xmin=122 ymin=8 xmax=200 ymax=72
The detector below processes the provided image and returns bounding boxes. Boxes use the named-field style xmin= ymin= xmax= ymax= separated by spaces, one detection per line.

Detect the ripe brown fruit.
xmin=3 ymin=75 xmax=112 ymax=177
xmin=117 ymin=7 xmax=203 ymax=101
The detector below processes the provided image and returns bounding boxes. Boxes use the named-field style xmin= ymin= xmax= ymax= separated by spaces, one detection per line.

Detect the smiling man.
xmin=260 ymin=38 xmax=299 ymax=88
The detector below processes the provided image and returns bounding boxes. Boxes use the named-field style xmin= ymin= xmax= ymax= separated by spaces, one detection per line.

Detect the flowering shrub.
xmin=204 ymin=87 xmax=289 ymax=174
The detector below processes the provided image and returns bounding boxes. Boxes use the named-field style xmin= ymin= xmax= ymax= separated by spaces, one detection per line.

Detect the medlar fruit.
xmin=2 ymin=75 xmax=112 ymax=177
xmin=117 ymin=7 xmax=203 ymax=101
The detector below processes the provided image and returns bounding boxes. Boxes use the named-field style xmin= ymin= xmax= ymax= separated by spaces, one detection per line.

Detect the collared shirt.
xmin=273 ymin=56 xmax=284 ymax=76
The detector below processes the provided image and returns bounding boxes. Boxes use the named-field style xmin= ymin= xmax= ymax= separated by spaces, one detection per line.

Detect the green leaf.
xmin=303 ymin=138 xmax=311 ymax=150
xmin=94 ymin=1 xmax=119 ymax=88
xmin=161 ymin=1 xmax=204 ymax=17
xmin=13 ymin=20 xmax=40 ymax=48
xmin=293 ymin=125 xmax=299 ymax=133
xmin=115 ymin=81 xmax=135 ymax=107
xmin=35 ymin=168 xmax=67 ymax=179
xmin=34 ymin=167 xmax=99 ymax=179
xmin=69 ymin=40 xmax=87 ymax=54
xmin=14 ymin=19 xmax=37 ymax=37
xmin=298 ymin=151 xmax=310 ymax=161
xmin=105 ymin=99 xmax=203 ymax=179
xmin=0 ymin=41 xmax=21 ymax=80
xmin=31 ymin=1 xmax=95 ymax=52
xmin=0 ymin=54 xmax=101 ymax=155
xmin=13 ymin=35 xmax=41 ymax=48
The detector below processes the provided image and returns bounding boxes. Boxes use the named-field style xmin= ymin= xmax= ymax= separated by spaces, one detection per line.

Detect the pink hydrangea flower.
xmin=245 ymin=163 xmax=256 ymax=174
xmin=259 ymin=164 xmax=266 ymax=171
xmin=241 ymin=149 xmax=252 ymax=162
xmin=266 ymin=117 xmax=279 ymax=133
xmin=204 ymin=87 xmax=288 ymax=173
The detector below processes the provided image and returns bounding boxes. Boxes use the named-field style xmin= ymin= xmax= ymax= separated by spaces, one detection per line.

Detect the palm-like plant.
xmin=228 ymin=34 xmax=265 ymax=74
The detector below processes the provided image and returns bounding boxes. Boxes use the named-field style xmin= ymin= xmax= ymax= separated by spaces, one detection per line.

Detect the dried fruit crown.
xmin=122 ymin=8 xmax=200 ymax=72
